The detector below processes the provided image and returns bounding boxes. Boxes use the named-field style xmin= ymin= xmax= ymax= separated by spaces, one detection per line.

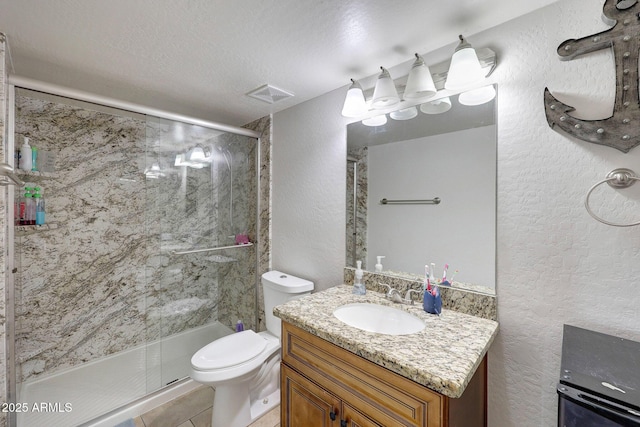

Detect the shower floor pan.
xmin=17 ymin=322 xmax=232 ymax=427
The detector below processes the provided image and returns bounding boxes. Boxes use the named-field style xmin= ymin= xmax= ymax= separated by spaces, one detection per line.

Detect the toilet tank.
xmin=262 ymin=270 xmax=313 ymax=338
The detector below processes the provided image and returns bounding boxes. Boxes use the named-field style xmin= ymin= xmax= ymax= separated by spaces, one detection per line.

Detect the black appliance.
xmin=558 ymin=325 xmax=640 ymax=427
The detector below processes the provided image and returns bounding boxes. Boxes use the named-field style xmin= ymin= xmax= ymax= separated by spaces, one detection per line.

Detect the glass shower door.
xmin=13 ymin=89 xmax=151 ymax=426
xmin=144 ymin=117 xmax=259 ymax=391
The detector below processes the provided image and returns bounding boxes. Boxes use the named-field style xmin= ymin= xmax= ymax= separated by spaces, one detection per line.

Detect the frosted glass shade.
xmin=419 ymin=97 xmax=452 ymax=114
xmin=371 ymin=67 xmax=400 ymax=109
xmin=362 ymin=114 xmax=387 ymax=126
xmin=187 ymin=146 xmax=206 ymax=161
xmin=390 ymin=107 xmax=418 ymax=121
xmin=459 ymin=85 xmax=496 ymax=106
xmin=444 ymin=36 xmax=484 ymax=90
xmin=341 ymin=79 xmax=368 ymax=117
xmin=404 ymin=55 xmax=436 ymax=100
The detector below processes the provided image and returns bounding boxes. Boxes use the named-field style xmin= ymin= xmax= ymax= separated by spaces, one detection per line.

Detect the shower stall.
xmin=6 ymin=83 xmax=265 ymax=427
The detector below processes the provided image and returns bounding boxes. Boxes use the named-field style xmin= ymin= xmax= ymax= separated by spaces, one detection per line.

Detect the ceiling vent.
xmin=246 ymin=84 xmax=294 ymax=104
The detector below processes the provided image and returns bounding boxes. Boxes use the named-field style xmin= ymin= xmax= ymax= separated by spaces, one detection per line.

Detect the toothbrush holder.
xmin=423 ymin=292 xmax=442 ymax=315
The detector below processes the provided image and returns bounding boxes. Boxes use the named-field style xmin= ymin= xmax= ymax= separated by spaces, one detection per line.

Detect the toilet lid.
xmin=191 ymin=330 xmax=267 ymax=370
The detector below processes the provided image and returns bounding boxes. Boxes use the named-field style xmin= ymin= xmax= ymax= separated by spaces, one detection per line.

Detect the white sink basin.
xmin=333 ymin=303 xmax=425 ymax=335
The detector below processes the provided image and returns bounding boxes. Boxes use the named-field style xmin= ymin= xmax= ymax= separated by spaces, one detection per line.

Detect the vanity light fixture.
xmin=458 ymin=85 xmax=496 ymax=106
xmin=341 ymin=79 xmax=368 ymax=117
xmin=371 ymin=67 xmax=400 ymax=109
xmin=420 ymin=97 xmax=452 ymax=114
xmin=341 ymin=41 xmax=495 ymax=120
xmin=362 ymin=114 xmax=388 ymax=127
xmin=444 ymin=35 xmax=485 ymax=91
xmin=403 ymin=54 xmax=437 ymax=100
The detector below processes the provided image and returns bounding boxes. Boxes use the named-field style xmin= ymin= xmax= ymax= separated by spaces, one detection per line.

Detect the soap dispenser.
xmin=19 ymin=137 xmax=32 ymax=171
xmin=375 ymin=256 xmax=385 ymax=272
xmin=353 ymin=260 xmax=366 ymax=295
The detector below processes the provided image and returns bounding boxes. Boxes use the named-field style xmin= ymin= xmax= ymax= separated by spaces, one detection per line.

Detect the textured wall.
xmin=481 ymin=1 xmax=640 ymax=425
xmin=272 ymin=89 xmax=348 ymax=291
xmin=272 ymin=0 xmax=640 ymax=425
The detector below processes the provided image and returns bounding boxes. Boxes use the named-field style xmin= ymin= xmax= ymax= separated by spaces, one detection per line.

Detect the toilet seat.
xmin=191 ymin=330 xmax=267 ymax=370
xmin=190 ymin=331 xmax=280 ymax=385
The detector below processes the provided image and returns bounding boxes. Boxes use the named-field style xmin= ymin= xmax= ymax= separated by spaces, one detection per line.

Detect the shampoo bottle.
xmin=34 ymin=189 xmax=45 ymax=225
xmin=25 ymin=192 xmax=35 ymax=225
xmin=375 ymin=256 xmax=385 ymax=272
xmin=18 ymin=190 xmax=27 ymax=225
xmin=353 ymin=260 xmax=366 ymax=295
xmin=31 ymin=146 xmax=38 ymax=172
xmin=19 ymin=138 xmax=32 ymax=171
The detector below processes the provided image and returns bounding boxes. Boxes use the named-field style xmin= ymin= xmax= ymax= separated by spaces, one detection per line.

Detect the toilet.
xmin=190 ymin=270 xmax=313 ymax=427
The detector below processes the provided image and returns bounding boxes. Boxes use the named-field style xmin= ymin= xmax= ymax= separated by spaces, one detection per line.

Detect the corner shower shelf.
xmin=207 ymin=254 xmax=238 ymax=263
xmin=15 ymin=222 xmax=60 ymax=237
xmin=170 ymin=242 xmax=253 ymax=255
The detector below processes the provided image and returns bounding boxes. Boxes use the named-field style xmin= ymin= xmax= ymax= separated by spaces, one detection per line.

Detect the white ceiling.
xmin=0 ymin=0 xmax=558 ymax=127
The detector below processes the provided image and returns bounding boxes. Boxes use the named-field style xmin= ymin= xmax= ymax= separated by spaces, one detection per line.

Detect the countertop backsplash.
xmin=344 ymin=267 xmax=497 ymax=321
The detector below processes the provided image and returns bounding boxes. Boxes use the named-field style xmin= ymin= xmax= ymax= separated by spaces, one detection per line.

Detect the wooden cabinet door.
xmin=342 ymin=403 xmax=383 ymax=427
xmin=281 ymin=363 xmax=341 ymax=427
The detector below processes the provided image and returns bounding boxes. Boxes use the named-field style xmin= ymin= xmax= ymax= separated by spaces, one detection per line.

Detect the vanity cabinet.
xmin=281 ymin=322 xmax=487 ymax=427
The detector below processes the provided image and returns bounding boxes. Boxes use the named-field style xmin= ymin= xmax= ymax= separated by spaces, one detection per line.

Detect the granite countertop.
xmin=274 ymin=285 xmax=499 ymax=398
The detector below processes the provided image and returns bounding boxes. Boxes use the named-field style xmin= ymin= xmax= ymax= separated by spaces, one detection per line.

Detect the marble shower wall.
xmin=346 ymin=147 xmax=367 ymax=269
xmin=0 ymin=32 xmax=8 ymax=427
xmin=14 ymin=91 xmax=264 ymax=383
xmin=15 ymin=92 xmax=148 ymax=382
xmin=243 ymin=116 xmax=271 ymax=333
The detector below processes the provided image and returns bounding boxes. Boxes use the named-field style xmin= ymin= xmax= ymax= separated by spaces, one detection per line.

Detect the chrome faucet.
xmin=380 ymin=284 xmax=406 ymax=304
xmin=404 ymin=289 xmax=422 ymax=305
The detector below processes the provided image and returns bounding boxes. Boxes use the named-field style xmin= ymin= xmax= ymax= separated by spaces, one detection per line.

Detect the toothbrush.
xmin=442 ymin=263 xmax=449 ymax=282
xmin=450 ymin=270 xmax=459 ymax=283
xmin=423 ymin=265 xmax=430 ymax=291
xmin=429 ymin=263 xmax=436 ymax=285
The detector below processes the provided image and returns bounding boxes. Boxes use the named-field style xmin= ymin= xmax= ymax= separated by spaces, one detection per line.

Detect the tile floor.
xmin=130 ymin=385 xmax=280 ymax=427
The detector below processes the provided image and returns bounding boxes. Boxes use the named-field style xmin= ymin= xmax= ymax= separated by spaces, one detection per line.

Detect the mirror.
xmin=346 ymin=87 xmax=497 ymax=294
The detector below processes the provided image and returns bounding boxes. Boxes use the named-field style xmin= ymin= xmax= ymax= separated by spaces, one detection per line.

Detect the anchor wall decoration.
xmin=544 ymin=0 xmax=640 ymax=153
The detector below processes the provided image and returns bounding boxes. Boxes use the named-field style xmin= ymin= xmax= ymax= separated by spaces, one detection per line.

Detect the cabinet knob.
xmin=330 ymin=410 xmax=337 ymax=421
xmin=340 ymin=420 xmax=347 ymax=427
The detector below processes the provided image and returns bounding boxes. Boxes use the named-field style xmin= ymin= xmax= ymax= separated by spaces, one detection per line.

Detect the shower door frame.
xmin=4 ymin=76 xmax=263 ymax=427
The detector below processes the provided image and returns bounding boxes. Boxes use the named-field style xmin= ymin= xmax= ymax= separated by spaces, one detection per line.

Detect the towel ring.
xmin=584 ymin=168 xmax=640 ymax=227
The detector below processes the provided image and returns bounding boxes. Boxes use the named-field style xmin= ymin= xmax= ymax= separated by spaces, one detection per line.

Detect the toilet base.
xmin=250 ymin=388 xmax=280 ymax=422
xmin=211 ymin=382 xmax=280 ymax=427
xmin=212 ymin=381 xmax=251 ymax=427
